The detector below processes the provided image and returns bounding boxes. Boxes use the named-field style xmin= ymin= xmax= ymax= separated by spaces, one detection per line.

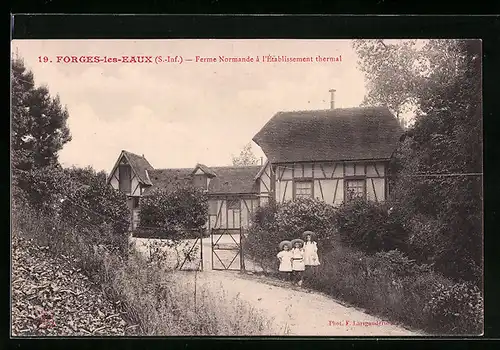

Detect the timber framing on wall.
xmin=267 ymin=159 xmax=390 ymax=205
xmin=208 ymin=195 xmax=258 ymax=231
xmin=270 ymin=164 xmax=277 ymax=203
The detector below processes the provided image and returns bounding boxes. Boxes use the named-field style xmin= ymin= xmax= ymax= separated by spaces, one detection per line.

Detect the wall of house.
xmin=208 ymin=197 xmax=259 ymax=230
xmin=258 ymin=162 xmax=272 ymax=206
xmin=132 ymin=209 xmax=140 ymax=230
xmin=109 ymin=161 xmax=142 ymax=196
xmin=272 ymin=161 xmax=387 ymax=206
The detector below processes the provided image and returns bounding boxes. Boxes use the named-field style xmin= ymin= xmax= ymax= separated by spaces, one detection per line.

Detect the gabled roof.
xmin=192 ymin=163 xmax=217 ymax=177
xmin=252 ymin=106 xmax=404 ymax=164
xmin=107 ymin=150 xmax=155 ymax=186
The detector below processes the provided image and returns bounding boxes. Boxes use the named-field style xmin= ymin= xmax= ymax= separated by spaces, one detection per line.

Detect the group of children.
xmin=276 ymin=230 xmax=320 ymax=286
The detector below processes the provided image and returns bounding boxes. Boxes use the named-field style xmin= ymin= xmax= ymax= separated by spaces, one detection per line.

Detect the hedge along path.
xmin=134 ymin=238 xmax=422 ymax=336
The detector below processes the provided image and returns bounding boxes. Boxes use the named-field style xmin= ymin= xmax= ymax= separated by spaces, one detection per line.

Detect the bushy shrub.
xmin=406 ymin=215 xmax=445 ymax=264
xmin=304 ymin=241 xmax=483 ymax=334
xmin=245 ymin=198 xmax=337 ymax=266
xmin=59 ymin=166 xmax=131 ymax=256
xmin=251 ymin=200 xmax=279 ymax=233
xmin=335 ymin=198 xmax=409 ymax=253
xmin=425 ymin=282 xmax=483 ymax=335
xmin=138 ymin=186 xmax=208 ymax=239
xmin=12 ymin=165 xmax=68 ymax=215
xmin=275 ymin=197 xmax=337 ymax=242
xmin=370 ymin=249 xmax=434 ymax=279
xmin=405 ymin=213 xmax=482 ymax=285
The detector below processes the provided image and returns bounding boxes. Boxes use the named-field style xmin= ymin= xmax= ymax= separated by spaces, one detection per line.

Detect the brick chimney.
xmin=329 ymin=89 xmax=336 ymax=109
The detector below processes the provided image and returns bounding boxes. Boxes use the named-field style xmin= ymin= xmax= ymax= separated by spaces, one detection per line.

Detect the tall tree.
xmin=11 ymin=56 xmax=72 ymax=210
xmin=11 ymin=57 xmax=71 ymax=172
xmin=232 ymin=142 xmax=259 ymax=166
xmin=353 ymin=39 xmax=482 ymax=283
xmin=352 ymin=39 xmax=424 ymax=122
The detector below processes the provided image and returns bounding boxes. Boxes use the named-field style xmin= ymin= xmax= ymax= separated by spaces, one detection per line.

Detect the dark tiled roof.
xmin=122 ymin=151 xmax=155 ymax=185
xmin=142 ymin=165 xmax=261 ymax=196
xmin=252 ymin=106 xmax=404 ymax=163
xmin=143 ymin=168 xmax=193 ymax=195
xmin=209 ymin=166 xmax=261 ymax=194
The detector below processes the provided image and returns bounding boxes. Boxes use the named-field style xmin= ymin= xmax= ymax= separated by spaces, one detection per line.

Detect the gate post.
xmin=199 ymin=227 xmax=204 ymax=271
xmin=210 ymin=227 xmax=214 ymax=270
xmin=240 ymin=227 xmax=245 ymax=272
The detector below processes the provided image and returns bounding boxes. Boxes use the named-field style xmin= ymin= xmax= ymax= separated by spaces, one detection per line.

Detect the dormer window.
xmin=191 ymin=164 xmax=216 ymax=191
xmin=193 ymin=174 xmax=208 ymax=189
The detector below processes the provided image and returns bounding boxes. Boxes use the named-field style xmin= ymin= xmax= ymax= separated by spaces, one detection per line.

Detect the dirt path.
xmin=132 ymin=237 xmax=422 ymax=336
xmin=179 ymin=269 xmax=420 ymax=336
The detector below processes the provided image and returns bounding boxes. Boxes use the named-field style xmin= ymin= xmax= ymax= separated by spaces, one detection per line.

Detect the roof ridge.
xmin=152 ymin=165 xmax=261 ymax=171
xmin=275 ymin=106 xmax=389 ymax=114
xmin=152 ymin=167 xmax=194 ymax=171
xmin=211 ymin=165 xmax=262 ymax=168
xmin=122 ymin=149 xmax=142 ymax=157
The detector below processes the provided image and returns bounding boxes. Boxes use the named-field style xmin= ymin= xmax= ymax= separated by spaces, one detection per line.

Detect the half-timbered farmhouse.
xmin=252 ymin=105 xmax=404 ymax=207
xmin=107 ymin=95 xmax=403 ymax=231
xmin=107 ymin=150 xmax=154 ymax=229
xmin=106 ymin=151 xmax=260 ymax=230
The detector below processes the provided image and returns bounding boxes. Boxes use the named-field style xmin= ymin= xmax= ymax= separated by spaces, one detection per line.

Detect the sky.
xmin=12 ymin=39 xmax=381 ymax=174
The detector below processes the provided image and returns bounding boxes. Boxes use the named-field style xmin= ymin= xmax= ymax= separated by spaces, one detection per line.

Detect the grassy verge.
xmin=244 ymin=240 xmax=483 ymax=335
xmin=12 ymin=205 xmax=277 ymax=336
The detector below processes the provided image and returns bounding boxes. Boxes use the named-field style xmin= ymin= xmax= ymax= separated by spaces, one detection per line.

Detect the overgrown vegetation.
xmin=335 ymin=198 xmax=409 ymax=253
xmin=245 ymin=197 xmax=483 ymax=335
xmin=12 ymin=203 xmax=274 ymax=336
xmin=244 ymin=39 xmax=483 ymax=335
xmin=11 ymin=55 xmax=275 ymax=336
xmin=305 ymin=245 xmax=482 ymax=335
xmin=245 ymin=198 xmax=337 ymax=269
xmin=353 ymin=39 xmax=482 ymax=284
xmin=137 ymin=186 xmax=208 ymax=239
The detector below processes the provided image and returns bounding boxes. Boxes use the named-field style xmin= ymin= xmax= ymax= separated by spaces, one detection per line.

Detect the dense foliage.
xmin=353 ymin=39 xmax=482 ymax=283
xmin=138 ymin=186 xmax=208 ymax=238
xmin=11 ymin=56 xmax=72 ymax=211
xmin=335 ymin=198 xmax=409 ymax=253
xmin=246 ymin=198 xmax=337 ymax=263
xmin=11 ymin=57 xmax=71 ymax=172
xmin=11 ymin=56 xmax=129 ymax=255
xmin=60 ymin=166 xmax=131 ymax=255
xmin=424 ymin=282 xmax=483 ymax=334
xmin=304 ymin=243 xmax=483 ymax=335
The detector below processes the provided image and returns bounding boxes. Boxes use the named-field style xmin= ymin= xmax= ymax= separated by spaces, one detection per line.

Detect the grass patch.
xmin=244 ymin=240 xmax=483 ymax=335
xmin=12 ymin=204 xmax=278 ymax=336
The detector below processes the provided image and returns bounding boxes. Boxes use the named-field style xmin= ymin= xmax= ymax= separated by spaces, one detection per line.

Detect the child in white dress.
xmin=290 ymin=238 xmax=305 ymax=286
xmin=303 ymin=231 xmax=320 ymax=267
xmin=303 ymin=231 xmax=320 ymax=283
xmin=277 ymin=240 xmax=293 ymax=281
